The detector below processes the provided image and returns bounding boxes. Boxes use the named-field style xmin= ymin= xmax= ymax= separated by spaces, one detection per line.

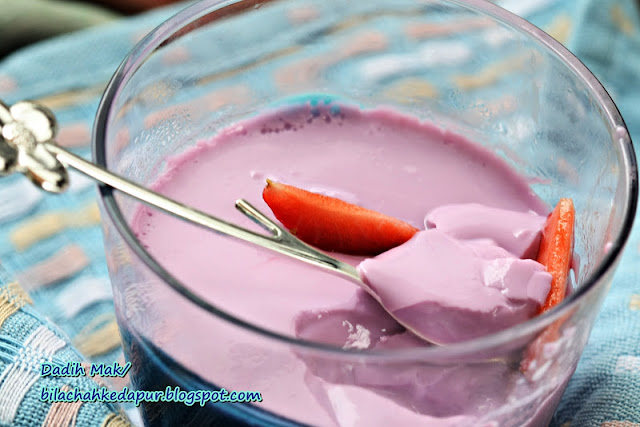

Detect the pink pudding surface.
xmin=131 ymin=103 xmax=571 ymax=426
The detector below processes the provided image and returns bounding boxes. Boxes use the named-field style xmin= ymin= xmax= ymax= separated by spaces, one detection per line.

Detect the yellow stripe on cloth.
xmin=10 ymin=203 xmax=101 ymax=251
xmin=382 ymin=78 xmax=439 ymax=103
xmin=452 ymin=52 xmax=537 ymax=91
xmin=545 ymin=14 xmax=572 ymax=45
xmin=73 ymin=316 xmax=122 ymax=358
xmin=0 ymin=282 xmax=32 ymax=328
xmin=34 ymin=85 xmax=106 ymax=111
xmin=611 ymin=3 xmax=635 ymax=36
xmin=101 ymin=413 xmax=133 ymax=427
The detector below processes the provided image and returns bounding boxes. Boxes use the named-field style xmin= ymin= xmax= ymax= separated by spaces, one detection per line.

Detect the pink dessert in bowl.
xmin=127 ymin=103 xmax=573 ymax=425
xmin=93 ymin=1 xmax=637 ymax=426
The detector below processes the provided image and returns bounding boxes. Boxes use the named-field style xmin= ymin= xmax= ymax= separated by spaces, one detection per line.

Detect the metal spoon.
xmin=0 ymin=99 xmax=434 ymax=342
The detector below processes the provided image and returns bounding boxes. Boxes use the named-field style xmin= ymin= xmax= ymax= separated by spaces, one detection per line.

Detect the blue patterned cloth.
xmin=0 ymin=0 xmax=638 ymax=426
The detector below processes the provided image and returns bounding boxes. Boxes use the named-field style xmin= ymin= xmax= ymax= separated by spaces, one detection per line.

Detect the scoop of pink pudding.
xmin=356 ymin=204 xmax=552 ymax=345
xmin=425 ymin=203 xmax=546 ymax=259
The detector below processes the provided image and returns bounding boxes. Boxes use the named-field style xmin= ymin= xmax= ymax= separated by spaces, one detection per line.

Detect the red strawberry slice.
xmin=521 ymin=198 xmax=575 ymax=374
xmin=262 ymin=180 xmax=419 ymax=255
xmin=536 ymin=198 xmax=575 ymax=314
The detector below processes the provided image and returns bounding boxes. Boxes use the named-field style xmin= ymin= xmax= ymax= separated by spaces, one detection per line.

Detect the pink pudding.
xmin=132 ymin=103 xmax=573 ymax=426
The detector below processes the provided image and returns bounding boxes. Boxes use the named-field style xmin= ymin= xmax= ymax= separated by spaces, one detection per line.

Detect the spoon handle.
xmin=49 ymin=142 xmax=361 ymax=283
xmin=0 ymin=100 xmax=362 ymax=286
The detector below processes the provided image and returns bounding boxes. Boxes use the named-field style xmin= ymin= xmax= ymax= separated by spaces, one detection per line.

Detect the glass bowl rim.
xmin=93 ymin=0 xmax=638 ymax=361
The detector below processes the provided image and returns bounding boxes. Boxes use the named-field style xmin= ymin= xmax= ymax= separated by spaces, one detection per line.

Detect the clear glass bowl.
xmin=93 ymin=0 xmax=638 ymax=426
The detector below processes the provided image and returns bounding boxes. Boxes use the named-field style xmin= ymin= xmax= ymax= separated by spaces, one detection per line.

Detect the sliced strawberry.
xmin=521 ymin=198 xmax=575 ymax=374
xmin=262 ymin=180 xmax=419 ymax=255
xmin=536 ymin=198 xmax=575 ymax=313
